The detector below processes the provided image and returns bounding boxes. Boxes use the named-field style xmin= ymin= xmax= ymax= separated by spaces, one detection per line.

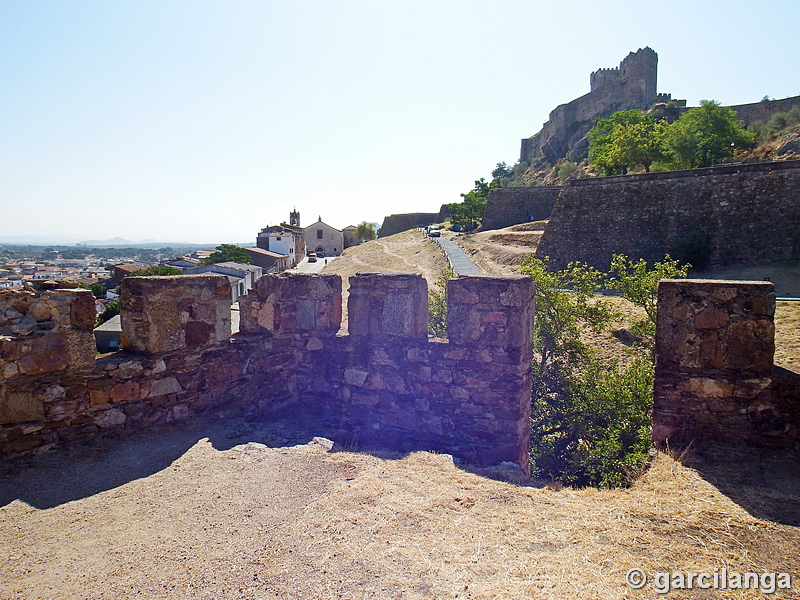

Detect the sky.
xmin=1 ymin=1 xmax=797 ymax=245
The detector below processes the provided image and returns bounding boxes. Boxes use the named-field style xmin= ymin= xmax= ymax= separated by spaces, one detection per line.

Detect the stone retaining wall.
xmin=536 ymin=160 xmax=800 ymax=271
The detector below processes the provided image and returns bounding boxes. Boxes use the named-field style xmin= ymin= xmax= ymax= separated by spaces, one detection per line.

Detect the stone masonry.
xmin=653 ymin=280 xmax=799 ymax=447
xmin=0 ymin=273 xmax=535 ymax=472
xmin=536 ymin=159 xmax=800 ymax=272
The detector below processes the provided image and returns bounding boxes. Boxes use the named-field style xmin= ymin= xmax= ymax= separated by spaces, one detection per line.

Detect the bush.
xmin=428 ymin=266 xmax=455 ymax=337
xmin=521 ymin=253 xmax=688 ymax=487
xmin=128 ymin=266 xmax=182 ymax=277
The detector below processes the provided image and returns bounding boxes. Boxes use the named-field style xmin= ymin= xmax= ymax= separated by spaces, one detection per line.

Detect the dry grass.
xmin=775 ymin=301 xmax=800 ymax=370
xmin=2 ymin=418 xmax=798 ymax=600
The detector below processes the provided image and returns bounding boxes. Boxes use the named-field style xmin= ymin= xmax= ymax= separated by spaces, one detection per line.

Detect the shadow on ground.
xmin=0 ymin=407 xmax=539 ymax=510
xmin=681 ymin=443 xmax=800 ymax=527
xmin=0 ymin=407 xmax=341 ymax=510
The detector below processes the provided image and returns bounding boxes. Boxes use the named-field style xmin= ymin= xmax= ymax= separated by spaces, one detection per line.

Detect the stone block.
xmin=239 ymin=273 xmax=341 ymax=335
xmin=121 ymin=275 xmax=232 ymax=354
xmin=347 ymin=273 xmax=427 ymax=339
xmin=0 ymin=391 xmax=45 ymax=424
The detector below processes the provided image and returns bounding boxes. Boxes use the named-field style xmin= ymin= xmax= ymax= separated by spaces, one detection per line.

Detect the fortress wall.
xmin=378 ymin=213 xmax=441 ymax=238
xmin=0 ymin=273 xmax=535 ymax=471
xmin=301 ymin=274 xmax=534 ymax=468
xmin=536 ymin=160 xmax=800 ymax=271
xmin=481 ymin=187 xmax=561 ymax=230
xmin=653 ymin=280 xmax=800 ymax=447
xmin=728 ymin=95 xmax=800 ymax=126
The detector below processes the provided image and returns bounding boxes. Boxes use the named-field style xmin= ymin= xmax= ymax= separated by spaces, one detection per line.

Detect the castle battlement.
xmin=522 ymin=47 xmax=664 ymax=164
xmin=0 ymin=273 xmax=534 ymax=469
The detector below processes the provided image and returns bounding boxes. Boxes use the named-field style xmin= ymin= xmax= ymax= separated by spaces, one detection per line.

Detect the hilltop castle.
xmin=520 ymin=47 xmax=681 ymax=164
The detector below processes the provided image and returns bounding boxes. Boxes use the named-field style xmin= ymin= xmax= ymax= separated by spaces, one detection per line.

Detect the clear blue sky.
xmin=1 ymin=1 xmax=797 ymax=244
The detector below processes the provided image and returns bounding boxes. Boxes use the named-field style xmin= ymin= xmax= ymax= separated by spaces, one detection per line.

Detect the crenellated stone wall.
xmin=4 ymin=274 xmax=796 ymax=466
xmin=0 ymin=273 xmax=535 ymax=471
xmin=652 ymin=279 xmax=799 ymax=448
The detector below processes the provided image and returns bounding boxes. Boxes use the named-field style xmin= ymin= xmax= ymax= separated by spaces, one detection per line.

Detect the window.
xmin=316 ymin=229 xmax=323 ymax=239
xmin=276 ymin=236 xmax=281 ymax=241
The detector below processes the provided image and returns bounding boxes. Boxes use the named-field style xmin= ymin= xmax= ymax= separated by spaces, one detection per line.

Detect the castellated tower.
xmin=521 ymin=47 xmax=667 ymax=164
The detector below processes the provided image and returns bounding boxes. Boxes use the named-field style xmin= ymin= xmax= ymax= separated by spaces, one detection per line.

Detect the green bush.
xmin=428 ymin=266 xmax=455 ymax=337
xmin=521 ymin=253 xmax=688 ymax=487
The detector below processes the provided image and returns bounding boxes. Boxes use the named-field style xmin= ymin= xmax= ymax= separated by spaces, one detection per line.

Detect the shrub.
xmin=521 ymin=253 xmax=688 ymax=487
xmin=427 ymin=266 xmax=455 ymax=337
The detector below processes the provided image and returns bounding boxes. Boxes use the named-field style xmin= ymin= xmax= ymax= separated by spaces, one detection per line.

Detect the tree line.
xmin=588 ymin=100 xmax=755 ymax=175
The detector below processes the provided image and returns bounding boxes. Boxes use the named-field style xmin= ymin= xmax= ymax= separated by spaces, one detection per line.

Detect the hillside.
xmin=501 ymin=110 xmax=800 ymax=189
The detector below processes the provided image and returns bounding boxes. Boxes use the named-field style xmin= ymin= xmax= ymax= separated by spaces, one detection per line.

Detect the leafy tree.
xmin=665 ymin=100 xmax=755 ymax=168
xmin=355 ymin=221 xmax=377 ymax=243
xmin=81 ymin=282 xmax=108 ymax=298
xmin=588 ymin=110 xmax=667 ymax=174
xmin=128 ymin=266 xmax=183 ymax=277
xmin=520 ymin=253 xmax=689 ymax=487
xmin=96 ymin=299 xmax=120 ymax=326
xmin=449 ymin=178 xmax=497 ymax=229
xmin=491 ymin=161 xmax=511 ymax=179
xmin=427 ymin=266 xmax=455 ymax=337
xmin=203 ymin=244 xmax=253 ymax=265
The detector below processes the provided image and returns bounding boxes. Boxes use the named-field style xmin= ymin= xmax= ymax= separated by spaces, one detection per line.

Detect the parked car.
xmin=316 ymin=250 xmax=326 ymax=258
xmin=307 ymin=252 xmax=317 ymax=263
xmin=427 ymin=226 xmax=441 ymax=237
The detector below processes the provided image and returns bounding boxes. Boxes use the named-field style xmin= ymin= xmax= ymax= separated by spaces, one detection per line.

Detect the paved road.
xmin=432 ymin=236 xmax=481 ymax=275
xmin=290 ymin=256 xmax=336 ymax=273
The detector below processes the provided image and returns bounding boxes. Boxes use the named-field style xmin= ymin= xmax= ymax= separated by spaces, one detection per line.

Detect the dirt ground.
xmin=2 ymin=409 xmax=799 ymax=600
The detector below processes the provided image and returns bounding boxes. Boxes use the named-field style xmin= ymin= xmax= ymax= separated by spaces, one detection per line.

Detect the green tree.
xmin=128 ymin=266 xmax=183 ymax=277
xmin=81 ymin=282 xmax=107 ymax=298
xmin=491 ymin=161 xmax=511 ymax=179
xmin=449 ymin=178 xmax=496 ymax=229
xmin=520 ymin=253 xmax=689 ymax=487
xmin=355 ymin=221 xmax=377 ymax=243
xmin=665 ymin=100 xmax=755 ymax=168
xmin=96 ymin=299 xmax=120 ymax=326
xmin=203 ymin=244 xmax=253 ymax=265
xmin=588 ymin=110 xmax=667 ymax=174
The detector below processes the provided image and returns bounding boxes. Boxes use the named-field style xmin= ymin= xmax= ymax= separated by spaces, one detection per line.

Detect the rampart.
xmin=378 ymin=205 xmax=450 ymax=238
xmin=481 ymin=187 xmax=561 ymax=231
xmin=0 ymin=273 xmax=534 ymax=471
xmin=653 ymin=280 xmax=799 ymax=447
xmin=536 ymin=159 xmax=800 ymax=271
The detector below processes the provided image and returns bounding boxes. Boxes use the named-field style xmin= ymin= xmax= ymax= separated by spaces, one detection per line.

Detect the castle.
xmin=520 ymin=47 xmax=680 ymax=164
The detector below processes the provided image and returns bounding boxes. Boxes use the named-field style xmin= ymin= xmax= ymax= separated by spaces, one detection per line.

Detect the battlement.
xmin=523 ymin=47 xmax=664 ymax=164
xmin=0 ymin=273 xmax=534 ymax=470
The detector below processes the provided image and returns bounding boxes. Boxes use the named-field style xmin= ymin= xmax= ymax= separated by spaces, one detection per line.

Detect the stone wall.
xmin=0 ymin=273 xmax=535 ymax=472
xmin=536 ymin=159 xmax=800 ymax=271
xmin=481 ymin=187 xmax=561 ymax=231
xmin=378 ymin=208 xmax=449 ymax=238
xmin=728 ymin=95 xmax=800 ymax=127
xmin=652 ymin=279 xmax=799 ymax=447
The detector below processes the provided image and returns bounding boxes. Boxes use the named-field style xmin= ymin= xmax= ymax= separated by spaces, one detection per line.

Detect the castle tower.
xmin=618 ymin=47 xmax=658 ymax=107
xmin=289 ymin=208 xmax=300 ymax=227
